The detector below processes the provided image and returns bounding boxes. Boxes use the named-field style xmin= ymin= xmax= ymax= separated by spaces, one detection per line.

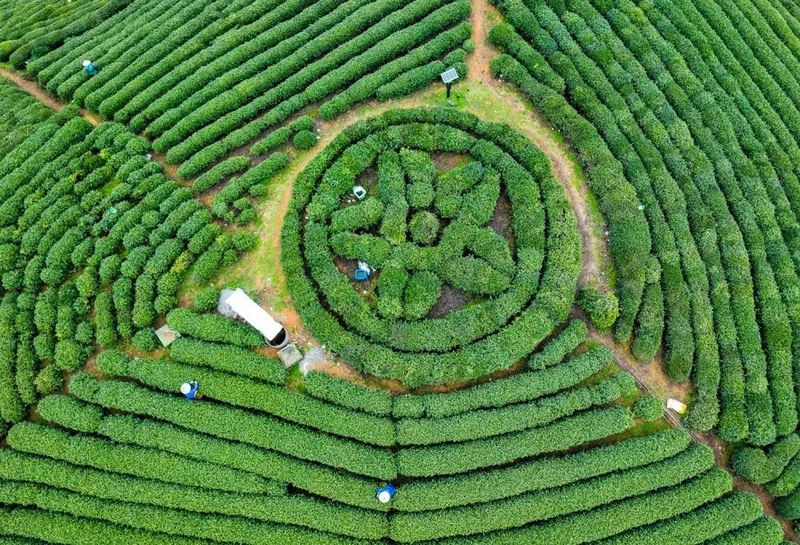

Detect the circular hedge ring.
xmin=282 ymin=108 xmax=581 ymax=386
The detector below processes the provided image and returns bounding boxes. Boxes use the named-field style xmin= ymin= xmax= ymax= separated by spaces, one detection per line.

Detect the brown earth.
xmin=2 ymin=5 xmax=797 ymax=538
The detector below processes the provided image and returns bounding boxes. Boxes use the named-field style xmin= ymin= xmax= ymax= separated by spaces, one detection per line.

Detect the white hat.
xmin=180 ymin=382 xmax=192 ymax=395
xmin=82 ymin=60 xmax=92 ymax=67
xmin=377 ymin=490 xmax=392 ymax=504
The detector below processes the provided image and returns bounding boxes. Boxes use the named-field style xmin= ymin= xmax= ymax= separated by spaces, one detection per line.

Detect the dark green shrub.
xmin=193 ymin=287 xmax=221 ymax=312
xmin=292 ymin=130 xmax=318 ymax=150
xmin=231 ymin=231 xmax=258 ymax=253
xmin=633 ymin=396 xmax=665 ymax=422
xmin=132 ymin=329 xmax=159 ymax=352
xmin=408 ymin=211 xmax=440 ymax=245
xmin=34 ymin=365 xmax=63 ymax=396
xmin=166 ymin=309 xmax=264 ymax=348
xmin=578 ymin=284 xmax=619 ymax=332
xmin=54 ymin=340 xmax=83 ymax=371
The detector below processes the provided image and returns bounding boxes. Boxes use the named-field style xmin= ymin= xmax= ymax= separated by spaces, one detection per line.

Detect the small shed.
xmin=223 ymin=288 xmax=289 ymax=348
xmin=155 ymin=324 xmax=179 ymax=347
xmin=667 ymin=398 xmax=687 ymax=415
xmin=277 ymin=343 xmax=303 ymax=367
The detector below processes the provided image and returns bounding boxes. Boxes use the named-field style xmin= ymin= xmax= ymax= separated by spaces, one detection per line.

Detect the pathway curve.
xmin=2 ymin=10 xmax=796 ymax=539
xmin=462 ymin=5 xmax=799 ymax=539
xmin=0 ymin=68 xmax=176 ymax=179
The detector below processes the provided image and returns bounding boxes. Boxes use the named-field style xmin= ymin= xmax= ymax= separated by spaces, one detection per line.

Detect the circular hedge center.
xmin=409 ymin=211 xmax=440 ymax=245
xmin=282 ymin=108 xmax=581 ymax=386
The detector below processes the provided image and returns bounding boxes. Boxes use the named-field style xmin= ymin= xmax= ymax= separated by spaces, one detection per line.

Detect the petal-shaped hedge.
xmin=282 ymin=108 xmax=581 ymax=386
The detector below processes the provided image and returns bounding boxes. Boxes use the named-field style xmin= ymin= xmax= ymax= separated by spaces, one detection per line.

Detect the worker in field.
xmin=376 ymin=483 xmax=396 ymax=504
xmin=82 ymin=60 xmax=98 ymax=76
xmin=180 ymin=380 xmax=201 ymax=400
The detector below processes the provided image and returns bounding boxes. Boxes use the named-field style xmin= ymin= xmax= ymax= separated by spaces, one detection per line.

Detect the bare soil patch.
xmin=1 ymin=69 xmax=66 ymax=113
xmin=433 ymin=152 xmax=468 ymax=170
xmin=488 ymin=193 xmax=512 ymax=241
xmin=429 ymin=285 xmax=470 ymax=317
xmin=468 ymin=0 xmax=495 ymax=84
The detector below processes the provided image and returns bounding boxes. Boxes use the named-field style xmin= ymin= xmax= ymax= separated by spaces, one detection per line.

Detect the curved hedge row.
xmin=395 ymin=371 xmax=635 ymax=445
xmin=303 ymin=371 xmax=393 ymax=416
xmin=12 ymin=0 xmax=470 ymax=188
xmin=0 ymin=327 xmax=783 ymax=544
xmin=390 ymin=443 xmax=714 ymax=542
xmin=169 ymin=338 xmax=287 ymax=385
xmin=67 ymin=372 xmax=397 ymax=480
xmin=96 ymin=351 xmax=396 ymax=446
xmin=0 ymin=0 xmax=130 ymax=67
xmin=0 ymin=450 xmax=385 ymax=540
xmin=6 ymin=422 xmax=270 ymax=494
xmin=0 ymin=102 xmax=238 ymax=428
xmin=393 ymin=344 xmax=612 ymax=418
xmin=489 ymin=0 xmax=800 ymax=456
xmin=282 ymin=107 xmax=581 ymax=386
xmin=489 ymin=0 xmax=800 ymax=521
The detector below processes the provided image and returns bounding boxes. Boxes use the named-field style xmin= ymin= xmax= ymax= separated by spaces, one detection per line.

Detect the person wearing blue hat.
xmin=376 ymin=483 xmax=396 ymax=504
xmin=82 ymin=60 xmax=98 ymax=76
xmin=180 ymin=380 xmax=201 ymax=400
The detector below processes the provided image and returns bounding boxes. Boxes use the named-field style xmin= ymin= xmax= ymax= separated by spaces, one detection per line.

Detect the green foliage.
xmin=396 ymin=372 xmax=635 ymax=445
xmin=396 ymin=428 xmax=692 ymax=511
xmin=209 ymin=152 xmax=289 ymax=220
xmin=0 ymin=108 xmax=216 ymax=419
xmin=169 ymin=338 xmax=287 ymax=385
xmin=54 ymin=340 xmax=83 ymax=371
xmin=193 ymin=286 xmax=220 ymax=312
xmin=131 ymin=329 xmax=159 ymax=352
xmin=402 ymin=271 xmax=441 ymax=319
xmin=303 ymin=371 xmax=393 ymax=416
xmin=0 ymin=450 xmax=385 ymax=540
xmin=7 ymin=421 xmax=272 ymax=494
xmin=634 ymin=396 xmax=665 ymax=422
xmin=376 ymin=59 xmax=447 ymax=100
xmin=408 ymin=211 xmax=439 ymax=245
xmin=393 ymin=345 xmax=612 ymax=418
xmin=34 ymin=365 xmax=63 ymax=397
xmin=731 ymin=435 xmax=800 ymax=485
xmin=282 ymin=108 xmax=580 ymax=386
xmin=396 ymin=407 xmax=634 ymax=477
xmin=390 ymin=443 xmax=714 ymax=541
xmin=98 ymin=351 xmax=394 ymax=446
xmin=69 ymin=372 xmax=397 ymax=480
xmin=292 ymin=130 xmax=318 ymax=150
xmin=528 ymin=319 xmax=587 ymax=370
xmin=192 ymin=156 xmax=251 ymax=193
xmin=166 ymin=309 xmax=264 ymax=348
xmin=579 ymin=284 xmax=619 ymax=332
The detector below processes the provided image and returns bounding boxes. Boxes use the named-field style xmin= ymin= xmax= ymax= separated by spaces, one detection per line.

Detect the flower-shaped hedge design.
xmin=283 ymin=108 xmax=581 ymax=386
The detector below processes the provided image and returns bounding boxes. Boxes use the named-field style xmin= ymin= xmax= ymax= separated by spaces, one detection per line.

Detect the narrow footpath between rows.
xmin=2 ymin=7 xmax=796 ymax=537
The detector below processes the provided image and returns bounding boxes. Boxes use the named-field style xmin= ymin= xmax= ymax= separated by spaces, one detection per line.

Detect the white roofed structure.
xmin=223 ymin=288 xmax=288 ymax=347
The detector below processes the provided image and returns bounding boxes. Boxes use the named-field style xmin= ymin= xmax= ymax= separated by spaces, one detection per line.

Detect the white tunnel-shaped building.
xmin=223 ymin=288 xmax=289 ymax=348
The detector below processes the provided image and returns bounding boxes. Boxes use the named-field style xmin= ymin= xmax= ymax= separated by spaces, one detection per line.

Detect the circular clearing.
xmin=282 ymin=108 xmax=581 ymax=387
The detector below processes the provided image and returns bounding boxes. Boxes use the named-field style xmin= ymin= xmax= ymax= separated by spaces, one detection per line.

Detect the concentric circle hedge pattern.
xmin=283 ymin=108 xmax=581 ymax=386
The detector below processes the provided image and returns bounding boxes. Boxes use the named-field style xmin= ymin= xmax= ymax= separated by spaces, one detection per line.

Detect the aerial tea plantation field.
xmin=0 ymin=0 xmax=799 ymax=542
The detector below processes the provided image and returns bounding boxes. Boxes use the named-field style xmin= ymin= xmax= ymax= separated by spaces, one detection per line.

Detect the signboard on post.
xmin=440 ymin=68 xmax=459 ymax=100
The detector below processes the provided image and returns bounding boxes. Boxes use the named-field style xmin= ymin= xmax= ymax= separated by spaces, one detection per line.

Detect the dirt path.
xmin=489 ymin=80 xmax=610 ymax=289
xmin=461 ymin=8 xmax=611 ymax=291
xmin=3 ymin=13 xmax=795 ymax=540
xmin=468 ymin=0 xmax=494 ymax=83
xmin=459 ymin=19 xmax=798 ymax=541
xmin=0 ymin=69 xmax=175 ymax=174
xmin=586 ymin=318 xmax=799 ymax=541
xmin=1 ymin=69 xmax=66 ymax=113
xmin=1 ymin=68 xmax=101 ymax=127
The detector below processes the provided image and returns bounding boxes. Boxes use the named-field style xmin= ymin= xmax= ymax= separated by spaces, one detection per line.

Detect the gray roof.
xmin=440 ymin=68 xmax=459 ymax=84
